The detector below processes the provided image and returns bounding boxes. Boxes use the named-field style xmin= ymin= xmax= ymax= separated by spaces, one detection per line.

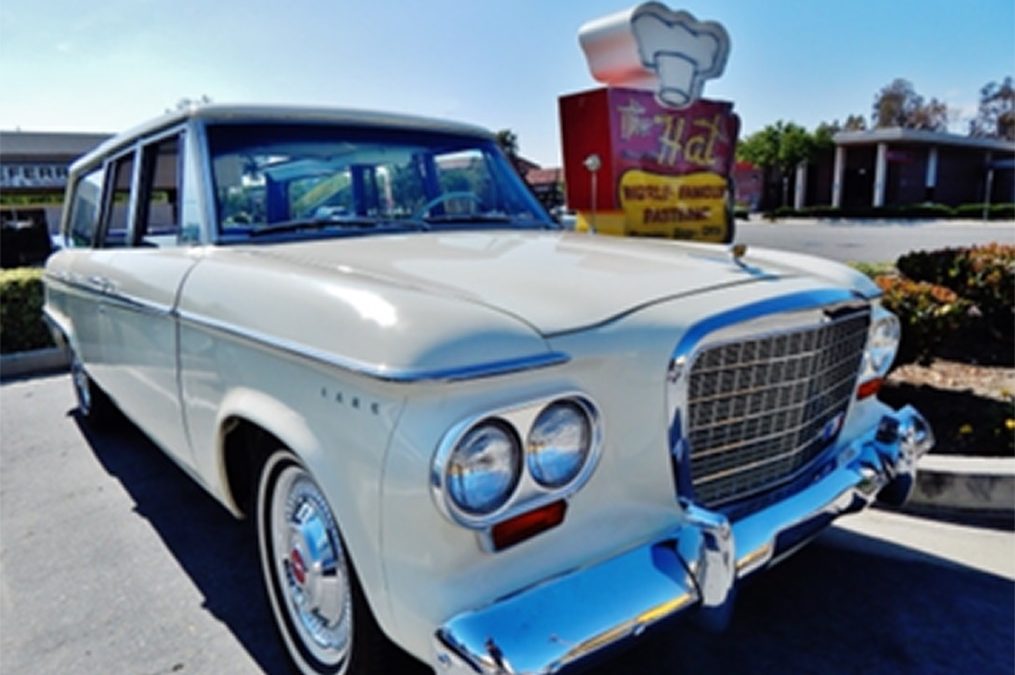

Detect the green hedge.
xmin=990 ymin=203 xmax=1015 ymax=220
xmin=0 ymin=268 xmax=54 ymax=354
xmin=952 ymin=203 xmax=1015 ymax=220
xmin=762 ymin=202 xmax=1015 ymax=220
xmin=849 ymin=261 xmax=895 ymax=279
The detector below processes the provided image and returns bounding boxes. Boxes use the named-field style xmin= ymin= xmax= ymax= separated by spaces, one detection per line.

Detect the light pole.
xmin=583 ymin=154 xmax=601 ymax=234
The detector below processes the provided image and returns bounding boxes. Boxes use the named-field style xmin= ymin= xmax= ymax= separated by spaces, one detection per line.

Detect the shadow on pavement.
xmin=73 ymin=412 xmax=291 ymax=674
xmin=587 ymin=526 xmax=1014 ymax=675
xmin=72 ymin=410 xmax=1013 ymax=675
xmin=73 ymin=409 xmax=430 ymax=675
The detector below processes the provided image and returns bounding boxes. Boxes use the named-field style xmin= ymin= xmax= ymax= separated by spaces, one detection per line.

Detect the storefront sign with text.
xmin=559 ymin=87 xmax=739 ymax=241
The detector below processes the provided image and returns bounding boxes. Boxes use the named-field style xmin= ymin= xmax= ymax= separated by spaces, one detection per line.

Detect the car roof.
xmin=72 ymin=104 xmax=496 ymax=173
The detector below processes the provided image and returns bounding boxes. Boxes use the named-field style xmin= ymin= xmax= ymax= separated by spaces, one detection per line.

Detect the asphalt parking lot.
xmin=2 ymin=374 xmax=1013 ymax=674
xmin=735 ymin=219 xmax=1015 ymax=263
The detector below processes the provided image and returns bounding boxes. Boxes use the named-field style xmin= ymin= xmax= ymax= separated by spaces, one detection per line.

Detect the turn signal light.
xmin=856 ymin=377 xmax=883 ymax=400
xmin=491 ymin=500 xmax=567 ymax=551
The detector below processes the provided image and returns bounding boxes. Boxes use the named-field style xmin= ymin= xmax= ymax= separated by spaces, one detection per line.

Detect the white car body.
xmin=43 ymin=105 xmax=931 ymax=674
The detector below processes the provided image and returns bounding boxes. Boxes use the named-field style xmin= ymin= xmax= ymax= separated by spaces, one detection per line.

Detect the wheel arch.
xmin=214 ymin=388 xmax=322 ymax=518
xmin=42 ymin=305 xmax=75 ymax=356
xmin=213 ymin=387 xmax=397 ymax=643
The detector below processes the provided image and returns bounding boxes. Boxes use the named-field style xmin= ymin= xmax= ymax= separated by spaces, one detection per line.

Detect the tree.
xmin=969 ymin=77 xmax=1015 ymax=140
xmin=495 ymin=129 xmax=518 ymax=156
xmin=812 ymin=121 xmax=840 ymax=152
xmin=871 ymin=79 xmax=947 ymax=131
xmin=495 ymin=129 xmax=526 ymax=176
xmin=737 ymin=121 xmax=816 ymax=207
xmin=842 ymin=114 xmax=867 ymax=131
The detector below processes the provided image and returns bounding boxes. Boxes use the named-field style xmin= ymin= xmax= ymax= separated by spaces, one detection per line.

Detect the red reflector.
xmin=491 ymin=500 xmax=567 ymax=551
xmin=856 ymin=377 xmax=883 ymax=400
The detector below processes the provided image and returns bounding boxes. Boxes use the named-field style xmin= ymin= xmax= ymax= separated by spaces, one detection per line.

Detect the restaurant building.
xmin=793 ymin=128 xmax=1015 ymax=211
xmin=1 ymin=130 xmax=111 ymax=232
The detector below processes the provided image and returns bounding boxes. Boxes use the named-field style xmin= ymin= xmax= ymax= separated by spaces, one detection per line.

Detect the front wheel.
xmin=256 ymin=450 xmax=394 ymax=674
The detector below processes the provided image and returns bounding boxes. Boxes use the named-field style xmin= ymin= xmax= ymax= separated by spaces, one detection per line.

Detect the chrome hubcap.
xmin=270 ymin=464 xmax=352 ymax=666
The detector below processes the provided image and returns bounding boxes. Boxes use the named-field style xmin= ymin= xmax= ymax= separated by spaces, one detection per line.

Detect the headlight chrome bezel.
xmin=860 ymin=302 xmax=901 ymax=381
xmin=432 ymin=392 xmax=603 ymax=529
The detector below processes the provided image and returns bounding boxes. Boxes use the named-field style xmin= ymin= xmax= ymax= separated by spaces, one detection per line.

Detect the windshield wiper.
xmin=249 ymin=216 xmax=429 ymax=237
xmin=421 ymin=213 xmax=514 ymax=224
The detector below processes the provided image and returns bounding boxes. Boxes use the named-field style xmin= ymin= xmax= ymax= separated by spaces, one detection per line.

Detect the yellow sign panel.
xmin=617 ymin=170 xmax=729 ymax=241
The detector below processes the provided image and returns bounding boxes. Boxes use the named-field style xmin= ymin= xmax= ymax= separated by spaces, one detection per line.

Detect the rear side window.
xmin=67 ymin=166 xmax=105 ymax=248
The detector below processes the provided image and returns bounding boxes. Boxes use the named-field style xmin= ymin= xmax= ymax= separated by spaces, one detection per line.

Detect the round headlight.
xmin=526 ymin=400 xmax=593 ymax=488
xmin=446 ymin=421 xmax=521 ymax=515
xmin=865 ymin=311 xmax=901 ymax=377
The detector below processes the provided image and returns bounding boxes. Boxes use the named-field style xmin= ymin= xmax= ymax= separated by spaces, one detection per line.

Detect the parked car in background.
xmin=1 ymin=209 xmax=53 ymax=268
xmin=549 ymin=205 xmax=578 ymax=230
xmin=44 ymin=105 xmax=932 ymax=674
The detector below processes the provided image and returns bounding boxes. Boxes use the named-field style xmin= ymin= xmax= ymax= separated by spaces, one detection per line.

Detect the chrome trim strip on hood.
xmin=176 ymin=310 xmax=569 ymax=383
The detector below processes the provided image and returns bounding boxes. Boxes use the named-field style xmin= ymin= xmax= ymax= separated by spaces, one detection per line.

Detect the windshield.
xmin=206 ymin=123 xmax=552 ymax=242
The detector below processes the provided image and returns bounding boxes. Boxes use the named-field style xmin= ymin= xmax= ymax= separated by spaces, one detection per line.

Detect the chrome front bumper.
xmin=431 ymin=404 xmax=933 ymax=674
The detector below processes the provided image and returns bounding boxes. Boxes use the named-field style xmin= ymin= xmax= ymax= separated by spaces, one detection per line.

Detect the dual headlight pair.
xmin=438 ymin=397 xmax=600 ymax=523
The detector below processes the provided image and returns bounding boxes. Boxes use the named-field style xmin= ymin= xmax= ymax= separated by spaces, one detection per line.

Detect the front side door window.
xmin=136 ymin=134 xmax=184 ymax=247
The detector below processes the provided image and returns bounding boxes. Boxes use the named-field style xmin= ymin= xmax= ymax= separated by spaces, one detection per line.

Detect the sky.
xmin=1 ymin=0 xmax=1012 ymax=166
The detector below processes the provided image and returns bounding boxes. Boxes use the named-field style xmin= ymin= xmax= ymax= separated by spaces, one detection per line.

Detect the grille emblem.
xmin=821 ymin=412 xmax=845 ymax=443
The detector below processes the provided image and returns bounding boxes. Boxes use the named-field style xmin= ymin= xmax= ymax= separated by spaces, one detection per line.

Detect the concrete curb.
xmin=904 ymin=455 xmax=1015 ymax=522
xmin=0 ymin=347 xmax=68 ymax=380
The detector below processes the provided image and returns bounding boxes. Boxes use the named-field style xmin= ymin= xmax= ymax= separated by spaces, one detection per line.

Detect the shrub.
xmin=875 ymin=275 xmax=971 ymax=364
xmin=897 ymin=243 xmax=1015 ymax=338
xmin=990 ymin=203 xmax=1014 ymax=220
xmin=734 ymin=207 xmax=750 ymax=220
xmin=801 ymin=205 xmax=840 ymax=218
xmin=0 ymin=267 xmax=54 ymax=354
xmin=837 ymin=205 xmax=894 ymax=219
xmin=953 ymin=203 xmax=991 ymax=219
xmin=957 ymin=244 xmax=1015 ymax=336
xmin=895 ymin=248 xmax=960 ymax=286
xmin=849 ymin=261 xmax=895 ymax=279
xmin=892 ymin=203 xmax=954 ymax=219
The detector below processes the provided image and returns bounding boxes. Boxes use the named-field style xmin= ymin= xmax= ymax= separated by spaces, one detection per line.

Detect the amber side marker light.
xmin=856 ymin=377 xmax=883 ymax=400
xmin=491 ymin=500 xmax=568 ymax=551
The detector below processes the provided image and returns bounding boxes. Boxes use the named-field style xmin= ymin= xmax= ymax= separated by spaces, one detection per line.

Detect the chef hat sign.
xmin=560 ymin=2 xmax=739 ymax=242
xmin=579 ymin=2 xmax=730 ymax=108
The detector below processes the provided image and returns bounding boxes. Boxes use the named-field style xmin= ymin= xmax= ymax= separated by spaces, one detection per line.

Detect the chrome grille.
xmin=685 ymin=311 xmax=869 ymax=507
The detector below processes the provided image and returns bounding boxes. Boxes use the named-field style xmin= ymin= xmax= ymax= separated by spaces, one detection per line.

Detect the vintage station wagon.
xmin=43 ymin=105 xmax=932 ymax=674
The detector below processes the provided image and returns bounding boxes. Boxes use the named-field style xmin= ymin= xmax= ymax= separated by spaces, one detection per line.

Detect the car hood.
xmin=236 ymin=230 xmax=874 ymax=336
